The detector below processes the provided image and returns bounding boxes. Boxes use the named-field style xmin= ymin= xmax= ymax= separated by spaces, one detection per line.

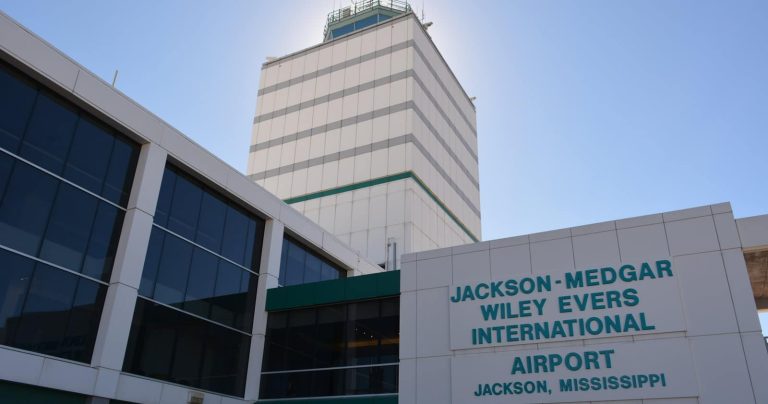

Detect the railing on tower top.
xmin=324 ymin=0 xmax=411 ymax=37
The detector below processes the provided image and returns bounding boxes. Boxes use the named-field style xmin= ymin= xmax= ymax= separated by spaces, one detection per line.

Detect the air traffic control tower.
xmin=247 ymin=1 xmax=481 ymax=270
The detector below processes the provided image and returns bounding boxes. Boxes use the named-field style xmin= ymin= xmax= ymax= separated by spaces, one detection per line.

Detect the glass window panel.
xmin=153 ymin=168 xmax=176 ymax=228
xmin=284 ymin=371 xmax=313 ymax=398
xmin=170 ymin=315 xmax=205 ymax=387
xmin=0 ymin=249 xmax=34 ymax=345
xmin=13 ymin=262 xmax=78 ymax=358
xmin=195 ymin=192 xmax=227 ymax=252
xmin=312 ymin=368 xmax=346 ymax=397
xmin=259 ymin=298 xmax=400 ymax=400
xmin=19 ymin=92 xmax=78 ymax=175
xmin=319 ymin=262 xmax=334 ymax=281
xmin=183 ymin=248 xmax=217 ymax=319
xmin=210 ymin=260 xmax=243 ymax=329
xmin=379 ymin=298 xmax=399 ymax=363
xmin=0 ymin=161 xmax=58 ymax=255
xmin=82 ymin=202 xmax=123 ymax=281
xmin=285 ymin=309 xmax=316 ymax=369
xmin=346 ymin=301 xmax=380 ymax=365
xmin=0 ymin=64 xmax=37 ymax=153
xmin=166 ymin=174 xmax=202 ymax=240
xmin=263 ymin=312 xmax=288 ymax=371
xmin=138 ymin=227 xmax=165 ymax=298
xmin=220 ymin=207 xmax=250 ymax=266
xmin=279 ymin=237 xmax=345 ymax=286
xmin=61 ymin=278 xmax=105 ymax=362
xmin=63 ymin=116 xmax=113 ymax=196
xmin=304 ymin=253 xmax=322 ymax=284
xmin=278 ymin=242 xmax=288 ymax=286
xmin=242 ymin=218 xmax=262 ymax=270
xmin=259 ymin=373 xmax=289 ymax=399
xmin=284 ymin=241 xmax=306 ymax=287
xmin=239 ymin=270 xmax=257 ymax=332
xmin=0 ymin=152 xmax=14 ymax=203
xmin=102 ymin=136 xmax=138 ymax=206
xmin=153 ymin=233 xmax=193 ymax=307
xmin=199 ymin=322 xmax=250 ymax=396
xmin=315 ymin=305 xmax=346 ymax=367
xmin=126 ymin=299 xmax=177 ymax=380
xmin=379 ymin=364 xmax=398 ymax=393
xmin=39 ymin=184 xmax=98 ymax=271
xmin=354 ymin=15 xmax=379 ymax=30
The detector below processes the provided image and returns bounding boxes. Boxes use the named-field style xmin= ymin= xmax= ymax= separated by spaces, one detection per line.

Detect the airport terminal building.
xmin=2 ymin=3 xmax=768 ymax=404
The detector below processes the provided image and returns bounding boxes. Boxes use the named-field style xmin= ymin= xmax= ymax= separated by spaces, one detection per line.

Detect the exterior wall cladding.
xmin=247 ymin=13 xmax=481 ymax=267
xmin=0 ymin=10 xmax=385 ymax=404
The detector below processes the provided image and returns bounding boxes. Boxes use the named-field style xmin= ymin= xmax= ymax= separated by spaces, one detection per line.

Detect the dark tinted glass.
xmin=0 ymin=254 xmax=107 ymax=363
xmin=0 ymin=64 xmax=36 ymax=153
xmin=61 ymin=278 xmax=106 ymax=362
xmin=0 ymin=61 xmax=138 ymax=206
xmin=153 ymin=165 xmax=265 ymax=270
xmin=183 ymin=248 xmax=217 ymax=318
xmin=304 ymin=254 xmax=322 ymax=284
xmin=63 ymin=116 xmax=113 ymax=196
xmin=82 ymin=202 xmax=123 ymax=281
xmin=0 ymin=250 xmax=34 ymax=344
xmin=19 ymin=92 xmax=78 ymax=175
xmin=346 ymin=301 xmax=381 ymax=365
xmin=123 ymin=298 xmax=250 ymax=396
xmin=260 ymin=298 xmax=399 ymax=399
xmin=154 ymin=168 xmax=177 ymax=227
xmin=210 ymin=260 xmax=241 ymax=328
xmin=196 ymin=193 xmax=227 ymax=251
xmin=39 ymin=184 xmax=99 ymax=271
xmin=0 ymin=159 xmax=126 ymax=280
xmin=13 ymin=263 xmax=79 ymax=354
xmin=139 ymin=227 xmax=165 ymax=297
xmin=153 ymin=233 xmax=194 ymax=307
xmin=220 ymin=208 xmax=250 ymax=267
xmin=379 ymin=298 xmax=400 ymax=363
xmin=284 ymin=241 xmax=306 ymax=286
xmin=259 ymin=365 xmax=397 ymax=399
xmin=315 ymin=305 xmax=346 ymax=367
xmin=279 ymin=237 xmax=346 ymax=286
xmin=166 ymin=174 xmax=202 ymax=240
xmin=140 ymin=227 xmax=256 ymax=332
xmin=141 ymin=165 xmax=265 ymax=331
xmin=0 ymin=153 xmax=13 ymax=202
xmin=102 ymin=137 xmax=138 ymax=206
xmin=0 ymin=160 xmax=58 ymax=255
xmin=285 ymin=309 xmax=316 ymax=370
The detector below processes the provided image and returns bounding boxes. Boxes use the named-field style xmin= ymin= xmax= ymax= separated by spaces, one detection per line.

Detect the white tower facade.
xmin=247 ymin=3 xmax=480 ymax=268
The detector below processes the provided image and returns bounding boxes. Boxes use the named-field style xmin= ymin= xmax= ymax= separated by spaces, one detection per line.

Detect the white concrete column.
xmin=90 ymin=142 xmax=167 ymax=377
xmin=244 ymin=219 xmax=284 ymax=400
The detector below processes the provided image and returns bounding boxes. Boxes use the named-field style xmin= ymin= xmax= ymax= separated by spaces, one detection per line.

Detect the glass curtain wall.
xmin=0 ymin=61 xmax=139 ymax=363
xmin=279 ymin=236 xmax=347 ymax=287
xmin=260 ymin=297 xmax=399 ymax=399
xmin=123 ymin=165 xmax=265 ymax=397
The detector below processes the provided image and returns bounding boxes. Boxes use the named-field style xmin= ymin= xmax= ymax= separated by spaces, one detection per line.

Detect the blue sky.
xmin=2 ymin=1 xmax=767 ymax=328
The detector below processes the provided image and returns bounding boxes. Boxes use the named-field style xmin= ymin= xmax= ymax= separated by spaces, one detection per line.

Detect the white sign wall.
xmin=399 ymin=204 xmax=768 ymax=404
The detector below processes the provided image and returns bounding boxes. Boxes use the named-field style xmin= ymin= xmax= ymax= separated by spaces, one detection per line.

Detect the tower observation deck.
xmin=324 ymin=0 xmax=412 ymax=41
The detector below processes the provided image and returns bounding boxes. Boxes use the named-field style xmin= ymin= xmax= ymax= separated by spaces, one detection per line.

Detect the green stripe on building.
xmin=0 ymin=381 xmax=86 ymax=404
xmin=266 ymin=270 xmax=400 ymax=311
xmin=283 ymin=171 xmax=480 ymax=242
xmin=259 ymin=394 xmax=397 ymax=404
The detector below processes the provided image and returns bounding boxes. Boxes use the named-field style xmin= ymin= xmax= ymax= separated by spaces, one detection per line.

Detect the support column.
xmin=89 ymin=143 xmax=167 ymax=398
xmin=244 ymin=219 xmax=284 ymax=400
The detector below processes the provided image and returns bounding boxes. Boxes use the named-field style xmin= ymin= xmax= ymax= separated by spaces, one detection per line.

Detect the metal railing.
xmin=324 ymin=0 xmax=411 ymax=37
